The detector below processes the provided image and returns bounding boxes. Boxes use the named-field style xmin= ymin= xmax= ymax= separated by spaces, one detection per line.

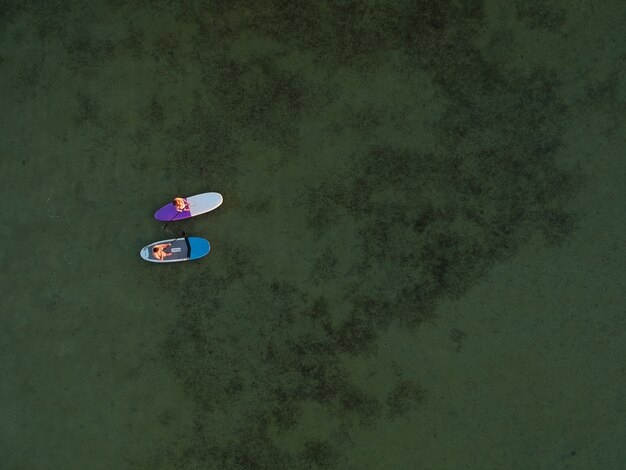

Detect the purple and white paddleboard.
xmin=154 ymin=192 xmax=223 ymax=222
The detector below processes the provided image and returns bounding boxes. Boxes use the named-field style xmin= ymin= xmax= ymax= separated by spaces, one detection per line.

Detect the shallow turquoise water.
xmin=1 ymin=1 xmax=624 ymax=468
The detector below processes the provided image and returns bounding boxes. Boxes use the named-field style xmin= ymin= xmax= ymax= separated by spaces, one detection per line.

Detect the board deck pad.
xmin=140 ymin=237 xmax=210 ymax=263
xmin=154 ymin=192 xmax=223 ymax=222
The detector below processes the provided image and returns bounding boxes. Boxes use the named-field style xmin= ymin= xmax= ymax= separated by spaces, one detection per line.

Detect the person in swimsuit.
xmin=173 ymin=197 xmax=190 ymax=212
xmin=152 ymin=243 xmax=173 ymax=261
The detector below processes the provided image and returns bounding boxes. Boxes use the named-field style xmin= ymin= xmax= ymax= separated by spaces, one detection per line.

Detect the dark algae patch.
xmin=2 ymin=0 xmax=607 ymax=468
xmin=149 ymin=1 xmax=579 ymax=467
xmin=386 ymin=379 xmax=426 ymax=419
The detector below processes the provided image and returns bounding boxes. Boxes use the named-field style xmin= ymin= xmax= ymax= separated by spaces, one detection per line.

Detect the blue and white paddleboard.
xmin=140 ymin=237 xmax=210 ymax=263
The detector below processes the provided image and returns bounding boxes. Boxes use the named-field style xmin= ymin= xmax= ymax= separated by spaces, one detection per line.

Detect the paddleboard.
xmin=140 ymin=237 xmax=210 ymax=263
xmin=154 ymin=192 xmax=223 ymax=222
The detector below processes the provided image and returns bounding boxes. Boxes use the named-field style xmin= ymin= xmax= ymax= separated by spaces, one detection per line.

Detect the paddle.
xmin=154 ymin=231 xmax=187 ymax=259
xmin=162 ymin=199 xmax=190 ymax=230
xmin=162 ymin=209 xmax=183 ymax=230
xmin=168 ymin=231 xmax=186 ymax=246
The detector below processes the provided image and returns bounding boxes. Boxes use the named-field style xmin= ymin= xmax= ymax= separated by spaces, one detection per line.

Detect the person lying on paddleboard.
xmin=152 ymin=243 xmax=173 ymax=260
xmin=173 ymin=197 xmax=190 ymax=212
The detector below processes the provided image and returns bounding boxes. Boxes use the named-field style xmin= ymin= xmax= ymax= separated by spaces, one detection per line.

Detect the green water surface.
xmin=1 ymin=1 xmax=624 ymax=469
